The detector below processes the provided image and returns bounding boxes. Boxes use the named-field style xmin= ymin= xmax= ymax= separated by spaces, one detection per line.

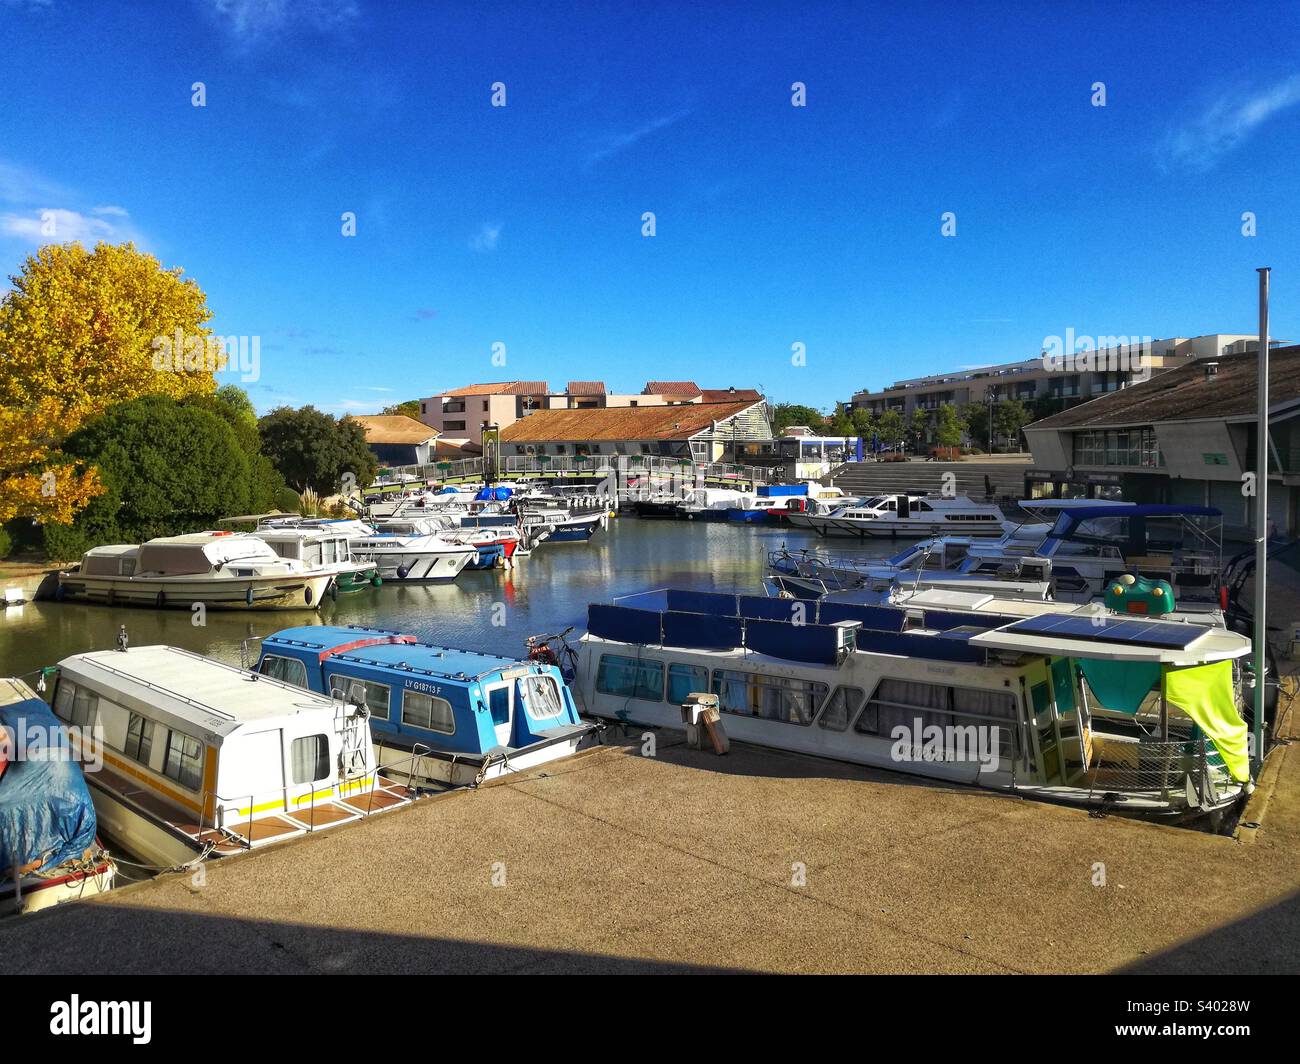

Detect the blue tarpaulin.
xmin=475 ymin=486 xmax=513 ymax=501
xmin=0 ymin=697 xmax=98 ymax=875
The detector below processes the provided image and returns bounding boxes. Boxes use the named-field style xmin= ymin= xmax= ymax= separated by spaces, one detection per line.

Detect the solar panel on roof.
xmin=1004 ymin=613 xmax=1208 ymax=650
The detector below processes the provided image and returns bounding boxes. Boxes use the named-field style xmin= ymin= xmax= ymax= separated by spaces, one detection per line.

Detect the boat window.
xmin=710 ymin=670 xmax=826 ymax=726
xmin=401 ymin=690 xmax=455 ymax=734
xmin=120 ymin=557 xmax=136 ymax=576
xmin=291 ymin=734 xmax=331 ymax=784
xmin=521 ymin=675 xmax=565 ymax=719
xmin=162 ymin=730 xmax=204 ymax=791
xmin=124 ymin=712 xmax=155 ymax=766
xmin=913 ymin=501 xmax=932 ymax=512
xmin=68 ymin=685 xmax=99 ymax=728
xmin=260 ymin=654 xmax=308 ymax=689
xmin=667 ymin=663 xmax=709 ymax=705
xmin=330 ymin=676 xmax=391 ymax=720
xmin=54 ymin=680 xmax=75 ymax=718
xmin=488 ymin=687 xmax=510 ymax=725
xmin=819 ymin=686 xmax=866 ymax=731
xmin=865 ymin=679 xmax=1019 ymax=761
xmin=596 ymin=654 xmax=663 ymax=702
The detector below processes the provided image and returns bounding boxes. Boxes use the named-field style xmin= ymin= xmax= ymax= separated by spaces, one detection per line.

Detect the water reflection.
xmin=0 ymin=520 xmax=896 ymax=674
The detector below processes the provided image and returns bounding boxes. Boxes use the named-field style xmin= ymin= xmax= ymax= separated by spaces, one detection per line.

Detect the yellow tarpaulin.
xmin=1162 ymin=660 xmax=1250 ymax=783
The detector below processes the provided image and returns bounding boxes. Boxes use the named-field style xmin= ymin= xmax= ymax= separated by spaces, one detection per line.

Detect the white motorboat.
xmin=786 ymin=493 xmax=1007 ymax=538
xmin=57 ymin=532 xmax=337 ymax=611
xmin=349 ymin=518 xmax=477 ymax=581
xmin=252 ymin=522 xmax=382 ymax=594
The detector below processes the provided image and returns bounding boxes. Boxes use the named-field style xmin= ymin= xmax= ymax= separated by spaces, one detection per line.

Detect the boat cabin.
xmin=576 ymin=589 xmax=1253 ymax=821
xmin=48 ymin=646 xmax=410 ymax=865
xmin=254 ymin=626 xmax=596 ymax=786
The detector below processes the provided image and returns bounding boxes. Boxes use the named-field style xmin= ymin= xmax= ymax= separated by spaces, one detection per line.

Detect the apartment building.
xmin=845 ymin=334 xmax=1268 ymax=420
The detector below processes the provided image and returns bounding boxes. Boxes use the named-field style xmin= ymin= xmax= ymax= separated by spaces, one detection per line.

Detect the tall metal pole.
xmin=1253 ymin=267 xmax=1270 ymax=776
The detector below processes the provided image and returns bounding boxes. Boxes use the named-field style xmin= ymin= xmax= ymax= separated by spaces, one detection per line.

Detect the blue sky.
xmin=2 ymin=0 xmax=1298 ymax=414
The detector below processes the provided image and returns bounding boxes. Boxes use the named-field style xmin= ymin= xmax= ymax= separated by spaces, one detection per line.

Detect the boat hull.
xmin=57 ymin=572 xmax=334 ymax=610
xmin=352 ymin=549 xmax=474 ymax=581
xmin=799 ymin=517 xmax=1006 ymax=539
xmin=374 ymin=727 xmax=593 ymax=788
xmin=2 ymin=858 xmax=116 ymax=915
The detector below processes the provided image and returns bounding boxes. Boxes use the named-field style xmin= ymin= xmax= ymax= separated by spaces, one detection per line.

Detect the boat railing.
xmin=198 ymin=751 xmax=431 ymax=849
xmin=1084 ymin=735 xmax=1230 ymax=804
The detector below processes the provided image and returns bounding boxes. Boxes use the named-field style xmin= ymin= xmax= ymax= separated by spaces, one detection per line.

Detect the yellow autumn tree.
xmin=0 ymin=241 xmax=221 ymax=523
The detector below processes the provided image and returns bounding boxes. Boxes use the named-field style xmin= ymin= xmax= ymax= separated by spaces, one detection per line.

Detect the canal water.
xmin=0 ymin=519 xmax=900 ymax=678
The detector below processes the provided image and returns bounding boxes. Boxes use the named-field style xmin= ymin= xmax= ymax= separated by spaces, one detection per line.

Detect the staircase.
xmin=827 ymin=458 xmax=1034 ymax=502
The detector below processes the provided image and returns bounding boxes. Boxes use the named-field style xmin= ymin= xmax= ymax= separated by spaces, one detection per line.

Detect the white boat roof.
xmin=57 ymin=646 xmax=339 ymax=744
xmin=136 ymin=533 xmax=279 ymax=574
xmin=1017 ymin=499 xmax=1135 ymax=512
xmin=83 ymin=543 xmax=141 ymax=558
xmin=888 ymin=587 xmax=1224 ymax=626
xmin=969 ymin=618 xmax=1250 ymax=664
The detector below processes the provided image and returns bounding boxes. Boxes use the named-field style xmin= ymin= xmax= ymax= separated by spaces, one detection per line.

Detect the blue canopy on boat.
xmin=0 ymin=696 xmax=98 ymax=875
xmin=475 ymin=486 xmax=513 ymax=501
xmin=1049 ymin=503 xmax=1221 ymax=536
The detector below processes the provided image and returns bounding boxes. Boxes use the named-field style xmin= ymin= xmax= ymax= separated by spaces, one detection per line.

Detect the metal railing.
xmin=1084 ymin=735 xmax=1231 ymax=803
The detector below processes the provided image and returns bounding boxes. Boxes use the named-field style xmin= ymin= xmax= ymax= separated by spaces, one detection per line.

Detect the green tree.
xmin=215 ymin=383 xmax=258 ymax=428
xmin=770 ymin=403 xmax=825 ymax=435
xmin=849 ymin=407 xmax=875 ymax=438
xmin=994 ymin=400 xmax=1032 ymax=452
xmin=964 ymin=402 xmax=991 ymax=450
xmin=910 ymin=408 xmax=930 ymax=451
xmin=258 ymin=406 xmax=377 ymax=494
xmin=876 ymin=408 xmax=905 ymax=447
xmin=828 ymin=410 xmax=855 ymax=436
xmin=43 ymin=396 xmax=259 ymax=558
xmin=382 ymin=399 xmax=422 ymax=418
xmin=935 ymin=403 xmax=966 ymax=448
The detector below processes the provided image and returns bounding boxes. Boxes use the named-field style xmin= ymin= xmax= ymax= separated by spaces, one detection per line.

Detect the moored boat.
xmin=46 ymin=644 xmax=414 ymax=868
xmin=570 ymin=588 xmax=1256 ymax=822
xmin=252 ymin=522 xmax=382 ymax=594
xmin=1 ymin=678 xmax=116 ymax=914
xmin=348 ymin=518 xmax=477 ymax=581
xmin=786 ymin=493 xmax=1008 ymax=539
xmin=56 ymin=532 xmax=337 ymax=610
xmin=253 ymin=626 xmax=599 ymax=787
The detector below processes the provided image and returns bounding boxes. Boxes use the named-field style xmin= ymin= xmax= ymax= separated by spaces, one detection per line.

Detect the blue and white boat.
xmin=570 ymin=588 xmax=1255 ymax=822
xmin=255 ymin=626 xmax=598 ymax=787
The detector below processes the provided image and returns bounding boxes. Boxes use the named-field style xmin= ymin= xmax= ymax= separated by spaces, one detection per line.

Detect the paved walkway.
xmin=4 ymin=700 xmax=1298 ymax=973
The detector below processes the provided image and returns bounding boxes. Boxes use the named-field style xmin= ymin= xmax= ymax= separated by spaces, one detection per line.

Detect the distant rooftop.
xmin=441 ymin=381 xmax=549 ymax=397
xmin=350 ymin=414 xmax=439 ymax=444
xmin=565 ymin=380 xmax=607 ymax=395
xmin=644 ymin=380 xmax=701 ymax=395
xmin=501 ymin=399 xmax=762 ymax=442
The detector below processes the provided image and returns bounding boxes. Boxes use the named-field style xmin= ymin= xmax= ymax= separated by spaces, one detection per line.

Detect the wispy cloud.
xmin=411 ymin=307 xmax=438 ymax=321
xmin=0 ymin=207 xmax=142 ymax=247
xmin=1161 ymin=74 xmax=1300 ymax=170
xmin=469 ymin=222 xmax=501 ymax=252
xmin=202 ymin=0 xmax=359 ymax=45
xmin=587 ymin=109 xmax=692 ymax=167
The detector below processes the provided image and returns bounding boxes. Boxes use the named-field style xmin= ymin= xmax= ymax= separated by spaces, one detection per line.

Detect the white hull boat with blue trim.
xmin=786 ymin=493 xmax=1008 ymax=539
xmin=253 ymin=626 xmax=599 ymax=787
xmin=573 ymin=589 xmax=1255 ymax=822
xmin=348 ymin=519 xmax=477 ymax=582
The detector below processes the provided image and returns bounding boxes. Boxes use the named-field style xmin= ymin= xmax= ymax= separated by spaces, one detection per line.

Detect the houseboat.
xmin=1 ymin=677 xmax=116 ymax=914
xmin=786 ymin=493 xmax=1008 ymax=539
xmin=46 ymin=644 xmax=413 ymax=867
xmin=253 ymin=626 xmax=598 ymax=787
xmin=57 ymin=532 xmax=338 ymax=610
xmin=571 ymin=588 xmax=1254 ymax=822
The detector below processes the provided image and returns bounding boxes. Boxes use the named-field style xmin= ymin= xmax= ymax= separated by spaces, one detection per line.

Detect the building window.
xmin=1071 ymin=427 xmax=1162 ymax=468
xmin=162 ymin=730 xmax=204 ymax=791
xmin=596 ymin=655 xmax=664 ymax=701
xmin=291 ymin=734 xmax=330 ymax=785
xmin=445 ymin=421 xmax=466 ymax=432
xmin=401 ymin=690 xmax=456 ymax=734
xmin=482 ymin=400 xmax=489 ymax=412
xmin=124 ymin=712 xmax=155 ymax=765
xmin=329 ymin=675 xmax=391 ymax=720
xmin=260 ymin=655 xmax=308 ymax=689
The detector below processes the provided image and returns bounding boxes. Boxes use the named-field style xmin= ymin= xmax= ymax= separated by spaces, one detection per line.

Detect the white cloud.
xmin=469 ymin=222 xmax=501 ymax=252
xmin=0 ymin=207 xmax=140 ymax=246
xmin=587 ymin=109 xmax=691 ymax=167
xmin=91 ymin=204 xmax=129 ymax=217
xmin=204 ymin=0 xmax=360 ymax=43
xmin=1162 ymin=74 xmax=1300 ymax=169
